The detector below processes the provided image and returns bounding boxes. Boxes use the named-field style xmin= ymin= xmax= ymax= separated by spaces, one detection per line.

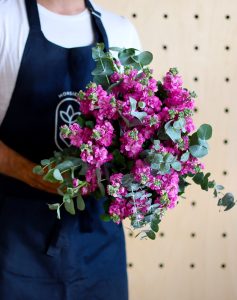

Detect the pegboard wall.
xmin=96 ymin=0 xmax=237 ymax=300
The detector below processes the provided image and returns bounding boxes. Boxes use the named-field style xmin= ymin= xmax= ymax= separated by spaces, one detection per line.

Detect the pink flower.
xmin=120 ymin=128 xmax=145 ymax=158
xmin=80 ymin=142 xmax=113 ymax=168
xmin=92 ymin=121 xmax=114 ymax=147
xmin=72 ymin=178 xmax=79 ymax=187
xmin=184 ymin=117 xmax=196 ymax=133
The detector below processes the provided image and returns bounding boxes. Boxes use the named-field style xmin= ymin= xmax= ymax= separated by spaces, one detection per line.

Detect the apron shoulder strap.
xmin=85 ymin=0 xmax=109 ymax=51
xmin=25 ymin=0 xmax=41 ymax=31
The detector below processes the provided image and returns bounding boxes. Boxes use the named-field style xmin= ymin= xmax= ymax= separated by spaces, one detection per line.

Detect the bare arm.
xmin=0 ymin=140 xmax=58 ymax=194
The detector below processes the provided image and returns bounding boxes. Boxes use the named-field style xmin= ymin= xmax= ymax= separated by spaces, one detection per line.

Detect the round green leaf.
xmin=215 ymin=185 xmax=224 ymax=190
xmin=173 ymin=118 xmax=186 ymax=130
xmin=40 ymin=159 xmax=51 ymax=166
xmin=33 ymin=165 xmax=44 ymax=175
xmin=192 ymin=172 xmax=204 ymax=184
xmin=180 ymin=151 xmax=190 ymax=162
xmin=133 ymin=51 xmax=153 ymax=66
xmin=171 ymin=161 xmax=182 ymax=171
xmin=197 ymin=124 xmax=212 ymax=140
xmin=53 ymin=169 xmax=64 ymax=182
xmin=189 ymin=145 xmax=208 ymax=158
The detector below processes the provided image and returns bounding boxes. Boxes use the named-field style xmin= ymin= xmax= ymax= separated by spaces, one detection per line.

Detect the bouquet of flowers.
xmin=33 ymin=43 xmax=235 ymax=239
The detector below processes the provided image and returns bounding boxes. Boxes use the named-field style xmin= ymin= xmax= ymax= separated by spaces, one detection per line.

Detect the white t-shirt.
xmin=0 ymin=0 xmax=142 ymax=125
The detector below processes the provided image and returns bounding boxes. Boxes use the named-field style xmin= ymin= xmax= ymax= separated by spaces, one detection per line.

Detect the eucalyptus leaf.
xmin=53 ymin=169 xmax=64 ymax=182
xmin=224 ymin=202 xmax=236 ymax=211
xmin=78 ymin=162 xmax=88 ymax=176
xmin=180 ymin=151 xmax=190 ymax=162
xmin=130 ymin=183 xmax=141 ymax=192
xmin=43 ymin=169 xmax=57 ymax=183
xmin=48 ymin=203 xmax=60 ymax=210
xmin=160 ymin=162 xmax=171 ymax=173
xmin=151 ymin=218 xmax=159 ymax=232
xmin=151 ymin=163 xmax=160 ymax=170
xmin=189 ymin=132 xmax=199 ymax=146
xmin=109 ymin=46 xmax=124 ymax=52
xmin=178 ymin=176 xmax=191 ymax=194
xmin=192 ymin=172 xmax=204 ymax=184
xmin=208 ymin=180 xmax=216 ymax=188
xmin=131 ymin=111 xmax=147 ymax=122
xmin=129 ymin=97 xmax=137 ymax=111
xmin=48 ymin=203 xmax=61 ymax=219
xmin=63 ymin=193 xmax=71 ymax=203
xmin=96 ymin=168 xmax=105 ymax=196
xmin=152 ymin=213 xmax=161 ymax=224
xmin=198 ymin=138 xmax=209 ymax=148
xmin=122 ymin=174 xmax=134 ymax=188
xmin=64 ymin=199 xmax=76 ymax=215
xmin=56 ymin=159 xmax=81 ymax=172
xmin=200 ymin=173 xmax=210 ymax=191
xmin=165 ymin=121 xmax=181 ymax=142
xmin=218 ymin=192 xmax=235 ymax=207
xmin=107 ymin=79 xmax=123 ymax=92
xmin=57 ymin=207 xmax=61 ymax=219
xmin=189 ymin=145 xmax=208 ymax=158
xmin=133 ymin=51 xmax=153 ymax=66
xmin=91 ymin=58 xmax=114 ymax=76
xmin=93 ymin=74 xmax=110 ymax=89
xmin=169 ymin=67 xmax=179 ymax=75
xmin=146 ymin=230 xmax=156 ymax=240
xmin=151 ymin=222 xmax=159 ymax=233
xmin=92 ymin=43 xmax=106 ymax=60
xmin=197 ymin=124 xmax=212 ymax=140
xmin=171 ymin=161 xmax=182 ymax=171
xmin=41 ymin=159 xmax=51 ymax=166
xmin=163 ymin=153 xmax=175 ymax=163
xmin=215 ymin=185 xmax=224 ymax=190
xmin=213 ymin=189 xmax=218 ymax=197
xmin=152 ymin=153 xmax=164 ymax=163
xmin=173 ymin=118 xmax=186 ymax=130
xmin=77 ymin=194 xmax=86 ymax=211
xmin=33 ymin=165 xmax=44 ymax=175
xmin=153 ymin=140 xmax=160 ymax=151
xmin=118 ymin=48 xmax=136 ymax=65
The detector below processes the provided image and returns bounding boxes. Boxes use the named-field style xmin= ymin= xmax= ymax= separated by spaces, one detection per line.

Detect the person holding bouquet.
xmin=0 ymin=0 xmax=141 ymax=299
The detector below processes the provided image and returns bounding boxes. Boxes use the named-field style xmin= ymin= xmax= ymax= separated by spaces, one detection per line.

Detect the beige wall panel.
xmin=96 ymin=1 xmax=237 ymax=299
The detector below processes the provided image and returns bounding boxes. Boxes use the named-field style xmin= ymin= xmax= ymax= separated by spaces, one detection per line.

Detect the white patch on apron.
xmin=55 ymin=97 xmax=81 ymax=151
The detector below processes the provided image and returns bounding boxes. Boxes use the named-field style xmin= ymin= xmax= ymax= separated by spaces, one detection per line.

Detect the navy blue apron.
xmin=0 ymin=0 xmax=128 ymax=299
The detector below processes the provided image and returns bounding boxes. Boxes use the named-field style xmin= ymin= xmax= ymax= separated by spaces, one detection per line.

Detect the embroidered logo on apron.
xmin=55 ymin=92 xmax=81 ymax=151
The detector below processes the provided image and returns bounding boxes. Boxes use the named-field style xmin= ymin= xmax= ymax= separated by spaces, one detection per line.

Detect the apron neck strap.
xmin=25 ymin=0 xmax=41 ymax=31
xmin=85 ymin=0 xmax=109 ymax=51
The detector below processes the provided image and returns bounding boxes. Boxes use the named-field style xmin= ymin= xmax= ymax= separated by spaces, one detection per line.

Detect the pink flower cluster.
xmin=79 ymin=83 xmax=118 ymax=121
xmin=163 ymin=71 xmax=196 ymax=132
xmin=107 ymin=173 xmax=151 ymax=223
xmin=60 ymin=66 xmax=200 ymax=224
